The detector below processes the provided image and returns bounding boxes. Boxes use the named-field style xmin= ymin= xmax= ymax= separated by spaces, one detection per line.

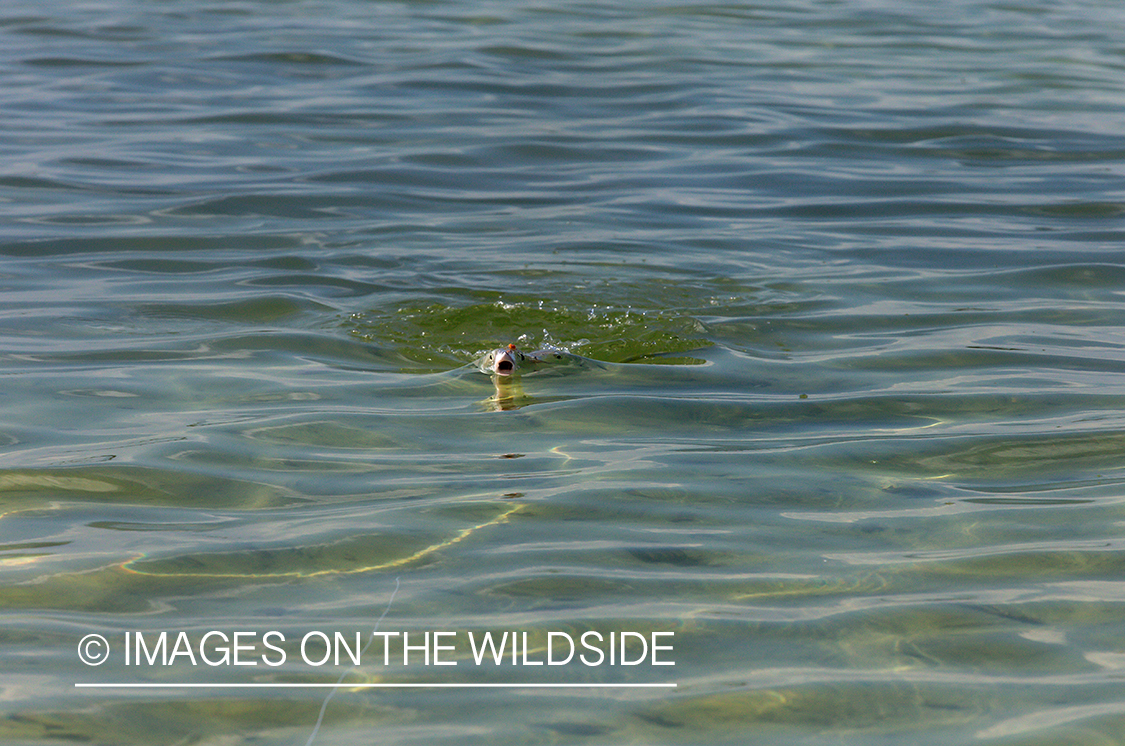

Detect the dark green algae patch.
xmin=346 ymin=297 xmax=713 ymax=371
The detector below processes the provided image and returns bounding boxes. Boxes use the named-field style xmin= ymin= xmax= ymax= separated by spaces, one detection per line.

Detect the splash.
xmin=347 ymin=298 xmax=708 ymax=369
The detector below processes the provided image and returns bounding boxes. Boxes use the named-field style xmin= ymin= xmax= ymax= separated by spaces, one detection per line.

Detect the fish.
xmin=474 ymin=344 xmax=599 ymax=377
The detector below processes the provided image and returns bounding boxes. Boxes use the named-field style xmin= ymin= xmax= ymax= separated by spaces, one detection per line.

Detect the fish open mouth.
xmin=489 ymin=344 xmax=520 ymax=376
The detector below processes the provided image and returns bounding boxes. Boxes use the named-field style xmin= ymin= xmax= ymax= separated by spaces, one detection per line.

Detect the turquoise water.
xmin=3 ymin=0 xmax=1125 ymax=743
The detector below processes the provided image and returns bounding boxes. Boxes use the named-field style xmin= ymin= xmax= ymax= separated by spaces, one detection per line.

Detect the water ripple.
xmin=4 ymin=0 xmax=1125 ymax=743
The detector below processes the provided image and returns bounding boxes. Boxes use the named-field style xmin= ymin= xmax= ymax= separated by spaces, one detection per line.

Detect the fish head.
xmin=481 ymin=343 xmax=524 ymax=376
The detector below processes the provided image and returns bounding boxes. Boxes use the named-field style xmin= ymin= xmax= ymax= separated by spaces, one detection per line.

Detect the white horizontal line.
xmin=76 ymin=682 xmax=676 ymax=689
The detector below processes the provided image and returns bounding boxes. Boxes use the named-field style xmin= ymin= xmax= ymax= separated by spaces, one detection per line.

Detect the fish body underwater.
xmin=473 ymin=344 xmax=600 ymax=377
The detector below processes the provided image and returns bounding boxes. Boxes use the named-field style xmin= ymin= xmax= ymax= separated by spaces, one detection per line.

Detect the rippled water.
xmin=3 ymin=0 xmax=1125 ymax=744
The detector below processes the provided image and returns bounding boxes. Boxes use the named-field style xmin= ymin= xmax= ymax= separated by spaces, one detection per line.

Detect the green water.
xmin=3 ymin=0 xmax=1125 ymax=744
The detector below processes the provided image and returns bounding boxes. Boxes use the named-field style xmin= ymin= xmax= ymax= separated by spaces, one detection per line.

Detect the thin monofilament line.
xmin=305 ymin=577 xmax=401 ymax=746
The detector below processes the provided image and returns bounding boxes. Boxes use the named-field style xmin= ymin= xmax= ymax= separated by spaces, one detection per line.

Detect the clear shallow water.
xmin=3 ymin=0 xmax=1125 ymax=744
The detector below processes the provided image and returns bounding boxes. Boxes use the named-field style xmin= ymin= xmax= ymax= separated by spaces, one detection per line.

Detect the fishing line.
xmin=304 ymin=576 xmax=401 ymax=746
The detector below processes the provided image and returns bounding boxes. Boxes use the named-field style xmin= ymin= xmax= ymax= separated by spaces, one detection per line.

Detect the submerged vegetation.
xmin=347 ymin=295 xmax=712 ymax=370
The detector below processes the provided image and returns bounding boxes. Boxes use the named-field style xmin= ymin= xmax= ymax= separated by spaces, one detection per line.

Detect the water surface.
xmin=2 ymin=0 xmax=1125 ymax=744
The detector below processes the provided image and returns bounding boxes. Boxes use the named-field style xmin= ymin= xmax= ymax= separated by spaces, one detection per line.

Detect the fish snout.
xmin=492 ymin=348 xmax=519 ymax=375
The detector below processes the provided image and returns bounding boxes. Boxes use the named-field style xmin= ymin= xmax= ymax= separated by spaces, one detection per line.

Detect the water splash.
xmin=347 ymin=298 xmax=709 ymax=370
